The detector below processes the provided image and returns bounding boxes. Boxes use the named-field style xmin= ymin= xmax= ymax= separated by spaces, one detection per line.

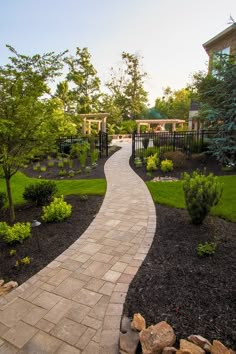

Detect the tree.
xmin=0 ymin=45 xmax=71 ymax=222
xmin=107 ymin=52 xmax=148 ymax=120
xmin=190 ymin=55 xmax=236 ymax=164
xmin=155 ymin=87 xmax=191 ymax=120
xmin=65 ymin=47 xmax=101 ymax=114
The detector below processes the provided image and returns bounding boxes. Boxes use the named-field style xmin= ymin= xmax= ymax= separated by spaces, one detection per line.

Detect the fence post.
xmin=201 ymin=129 xmax=204 ymax=152
xmin=98 ymin=131 xmax=102 ymax=158
xmin=106 ymin=133 xmax=108 ymax=157
xmin=173 ymin=131 xmax=176 ymax=151
xmin=132 ymin=132 xmax=135 ymax=159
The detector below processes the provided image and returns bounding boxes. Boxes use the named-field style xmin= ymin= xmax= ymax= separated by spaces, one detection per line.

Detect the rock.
xmin=120 ymin=315 xmax=132 ymax=333
xmin=0 ymin=281 xmax=18 ymax=296
xmin=177 ymin=350 xmax=192 ymax=354
xmin=163 ymin=346 xmax=178 ymax=354
xmin=139 ymin=321 xmax=176 ymax=354
xmin=0 ymin=280 xmax=4 ymax=286
xmin=211 ymin=340 xmax=229 ymax=354
xmin=131 ymin=313 xmax=146 ymax=331
xmin=120 ymin=330 xmax=139 ymax=354
xmin=180 ymin=339 xmax=205 ymax=354
xmin=188 ymin=335 xmax=212 ymax=352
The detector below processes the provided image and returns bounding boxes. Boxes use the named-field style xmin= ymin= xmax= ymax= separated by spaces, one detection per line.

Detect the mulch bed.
xmin=131 ymin=153 xmax=236 ymax=181
xmin=22 ymin=146 xmax=120 ymax=180
xmin=0 ymin=195 xmax=103 ymax=285
xmin=124 ymin=155 xmax=236 ymax=350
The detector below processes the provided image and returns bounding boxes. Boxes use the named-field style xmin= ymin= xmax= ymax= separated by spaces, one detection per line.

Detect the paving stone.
xmin=23 ymin=305 xmax=48 ymax=325
xmin=91 ymin=253 xmax=113 ymax=263
xmin=53 ymin=277 xmax=85 ymax=299
xmin=76 ymin=328 xmax=96 ymax=350
xmin=82 ymin=341 xmax=100 ymax=354
xmin=65 ymin=302 xmax=91 ymax=324
xmin=89 ymin=295 xmax=109 ymax=320
xmin=47 ymin=269 xmax=72 ymax=286
xmin=0 ymin=322 xmax=9 ymax=336
xmin=74 ymin=254 xmax=91 ymax=263
xmin=73 ymin=288 xmax=102 ymax=307
xmin=106 ymin=303 xmax=123 ymax=316
xmin=114 ymin=283 xmax=129 ymax=293
xmin=79 ymin=244 xmax=103 ymax=255
xmin=82 ymin=316 xmax=102 ymax=330
xmin=0 ymin=342 xmax=18 ymax=353
xmin=110 ymin=292 xmax=126 ymax=304
xmin=117 ymin=273 xmax=134 ymax=284
xmin=31 ymin=291 xmax=62 ymax=310
xmin=0 ymin=298 xmax=34 ymax=327
xmin=102 ymin=270 xmax=122 ymax=283
xmin=111 ymin=262 xmax=128 ymax=272
xmin=21 ymin=331 xmax=62 ymax=353
xmin=35 ymin=318 xmax=55 ymax=333
xmin=82 ymin=261 xmax=111 ymax=278
xmin=98 ymin=282 xmax=115 ymax=296
xmin=124 ymin=266 xmax=139 ymax=275
xmin=56 ymin=343 xmax=81 ymax=353
xmin=2 ymin=321 xmax=38 ymax=348
xmin=50 ymin=318 xmax=87 ymax=345
xmin=103 ymin=315 xmax=121 ymax=329
xmin=100 ymin=329 xmax=120 ymax=348
xmin=84 ymin=278 xmax=105 ymax=292
xmin=44 ymin=298 xmax=73 ymax=324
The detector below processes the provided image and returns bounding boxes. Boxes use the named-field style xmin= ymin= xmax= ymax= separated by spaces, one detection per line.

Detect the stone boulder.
xmin=139 ymin=321 xmax=176 ymax=354
xmin=131 ymin=313 xmax=146 ymax=331
xmin=180 ymin=339 xmax=205 ymax=354
xmin=0 ymin=280 xmax=18 ymax=296
xmin=211 ymin=340 xmax=230 ymax=354
xmin=188 ymin=335 xmax=212 ymax=352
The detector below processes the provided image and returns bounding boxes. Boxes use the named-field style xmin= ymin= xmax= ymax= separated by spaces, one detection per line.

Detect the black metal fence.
xmin=57 ymin=131 xmax=108 ymax=158
xmin=132 ymin=130 xmax=219 ymax=159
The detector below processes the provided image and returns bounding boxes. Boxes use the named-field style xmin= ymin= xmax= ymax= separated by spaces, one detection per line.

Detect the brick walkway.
xmin=0 ymin=142 xmax=156 ymax=354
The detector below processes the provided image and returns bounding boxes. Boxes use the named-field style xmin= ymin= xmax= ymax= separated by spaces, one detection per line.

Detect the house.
xmin=189 ymin=21 xmax=236 ymax=130
xmin=203 ymin=21 xmax=236 ymax=73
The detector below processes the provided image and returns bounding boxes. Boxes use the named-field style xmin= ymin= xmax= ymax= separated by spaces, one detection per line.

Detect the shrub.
xmin=21 ymin=256 xmax=31 ymax=265
xmin=197 ymin=242 xmax=217 ymax=257
xmin=47 ymin=161 xmax=55 ymax=167
xmin=68 ymin=170 xmax=75 ymax=177
xmin=9 ymin=249 xmax=16 ymax=256
xmin=161 ymin=159 xmax=173 ymax=173
xmin=0 ymin=192 xmax=7 ymax=210
xmin=142 ymin=137 xmax=149 ymax=149
xmin=42 ymin=196 xmax=72 ymax=222
xmin=0 ymin=222 xmax=31 ymax=244
xmin=163 ymin=150 xmax=186 ymax=168
xmin=91 ymin=149 xmax=99 ymax=165
xmin=68 ymin=159 xmax=74 ymax=169
xmin=85 ymin=166 xmax=91 ymax=174
xmin=79 ymin=151 xmax=87 ymax=169
xmin=23 ymin=181 xmax=57 ymax=206
xmin=182 ymin=171 xmax=223 ymax=224
xmin=134 ymin=157 xmax=142 ymax=168
xmin=58 ymin=169 xmax=67 ymax=177
xmin=58 ymin=161 xmax=64 ymax=168
xmin=40 ymin=166 xmax=47 ymax=172
xmin=146 ymin=153 xmax=159 ymax=172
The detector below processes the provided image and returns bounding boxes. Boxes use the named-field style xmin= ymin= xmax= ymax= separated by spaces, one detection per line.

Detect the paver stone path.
xmin=0 ymin=142 xmax=156 ymax=354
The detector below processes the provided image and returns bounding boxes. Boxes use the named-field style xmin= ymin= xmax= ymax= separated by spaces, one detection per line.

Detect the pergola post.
xmin=173 ymin=123 xmax=176 ymax=131
xmin=82 ymin=118 xmax=87 ymax=135
xmin=101 ymin=116 xmax=107 ymax=133
xmin=88 ymin=121 xmax=91 ymax=135
xmin=137 ymin=123 xmax=140 ymax=134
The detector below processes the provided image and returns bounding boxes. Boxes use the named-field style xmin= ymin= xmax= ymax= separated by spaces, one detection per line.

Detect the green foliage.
xmin=142 ymin=137 xmax=149 ymax=149
xmin=9 ymin=249 xmax=16 ymax=256
xmin=162 ymin=151 xmax=186 ymax=168
xmin=42 ymin=196 xmax=72 ymax=222
xmin=47 ymin=160 xmax=55 ymax=167
xmin=58 ymin=161 xmax=64 ymax=168
xmin=197 ymin=242 xmax=217 ymax=257
xmin=68 ymin=159 xmax=74 ymax=169
xmin=20 ymin=256 xmax=31 ymax=265
xmin=160 ymin=159 xmax=173 ymax=173
xmin=91 ymin=149 xmax=99 ymax=165
xmin=40 ymin=166 xmax=47 ymax=172
xmin=58 ymin=169 xmax=67 ymax=177
xmin=79 ymin=194 xmax=88 ymax=201
xmin=134 ymin=157 xmax=142 ymax=168
xmin=85 ymin=166 xmax=91 ymax=174
xmin=0 ymin=222 xmax=31 ymax=244
xmin=23 ymin=181 xmax=57 ymax=206
xmin=183 ymin=171 xmax=223 ymax=224
xmin=146 ymin=153 xmax=159 ymax=172
xmin=68 ymin=170 xmax=75 ymax=177
xmin=0 ymin=192 xmax=7 ymax=209
xmin=79 ymin=151 xmax=87 ymax=168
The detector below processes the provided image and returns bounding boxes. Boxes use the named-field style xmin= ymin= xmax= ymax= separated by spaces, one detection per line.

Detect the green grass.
xmin=0 ymin=172 xmax=106 ymax=206
xmin=147 ymin=175 xmax=236 ymax=222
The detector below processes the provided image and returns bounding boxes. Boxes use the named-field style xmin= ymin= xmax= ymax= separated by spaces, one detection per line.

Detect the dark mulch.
xmin=131 ymin=153 xmax=236 ymax=181
xmin=0 ymin=195 xmax=103 ymax=285
xmin=23 ymin=145 xmax=120 ymax=180
xmin=124 ymin=156 xmax=236 ymax=350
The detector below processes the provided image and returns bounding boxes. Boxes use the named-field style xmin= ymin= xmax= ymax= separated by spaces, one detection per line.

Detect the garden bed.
xmin=123 ymin=204 xmax=236 ymax=349
xmin=0 ymin=195 xmax=103 ymax=285
xmin=124 ymin=155 xmax=236 ymax=350
xmin=22 ymin=145 xmax=120 ymax=180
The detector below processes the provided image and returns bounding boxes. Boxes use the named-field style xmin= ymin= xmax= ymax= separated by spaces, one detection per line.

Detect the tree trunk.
xmin=5 ymin=177 xmax=15 ymax=223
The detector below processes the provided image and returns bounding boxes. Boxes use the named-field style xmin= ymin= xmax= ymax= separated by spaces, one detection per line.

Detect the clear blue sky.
xmin=1 ymin=0 xmax=236 ymax=105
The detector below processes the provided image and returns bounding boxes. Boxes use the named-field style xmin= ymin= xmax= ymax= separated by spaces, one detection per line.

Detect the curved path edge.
xmin=0 ymin=142 xmax=156 ymax=354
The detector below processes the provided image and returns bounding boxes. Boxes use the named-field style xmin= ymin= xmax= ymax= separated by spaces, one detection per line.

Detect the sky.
xmin=1 ymin=0 xmax=236 ymax=106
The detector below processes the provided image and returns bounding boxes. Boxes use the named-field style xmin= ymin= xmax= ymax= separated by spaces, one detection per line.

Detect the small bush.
xmin=40 ymin=166 xmax=47 ymax=172
xmin=146 ymin=153 xmax=159 ymax=172
xmin=58 ymin=169 xmax=67 ymax=177
xmin=68 ymin=159 xmax=74 ymax=169
xmin=21 ymin=256 xmax=31 ymax=265
xmin=183 ymin=171 xmax=223 ymax=224
xmin=47 ymin=161 xmax=55 ymax=167
xmin=23 ymin=181 xmax=57 ymax=206
xmin=142 ymin=137 xmax=149 ymax=149
xmin=91 ymin=149 xmax=99 ymax=165
xmin=163 ymin=150 xmax=186 ymax=168
xmin=160 ymin=159 xmax=173 ymax=173
xmin=134 ymin=157 xmax=142 ymax=168
xmin=0 ymin=222 xmax=31 ymax=244
xmin=79 ymin=194 xmax=88 ymax=201
xmin=85 ymin=166 xmax=91 ymax=174
xmin=197 ymin=242 xmax=217 ymax=257
xmin=0 ymin=192 xmax=7 ymax=210
xmin=79 ymin=151 xmax=87 ymax=169
xmin=9 ymin=249 xmax=16 ymax=256
xmin=58 ymin=161 xmax=64 ymax=168
xmin=42 ymin=196 xmax=72 ymax=222
xmin=68 ymin=170 xmax=75 ymax=177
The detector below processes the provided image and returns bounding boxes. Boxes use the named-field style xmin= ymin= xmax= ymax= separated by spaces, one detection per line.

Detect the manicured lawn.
xmin=147 ymin=175 xmax=236 ymax=222
xmin=0 ymin=172 xmax=106 ymax=206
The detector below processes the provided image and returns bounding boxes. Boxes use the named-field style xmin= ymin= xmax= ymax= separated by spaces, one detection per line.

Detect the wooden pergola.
xmin=79 ymin=113 xmax=109 ymax=135
xmin=136 ymin=119 xmax=185 ymax=133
